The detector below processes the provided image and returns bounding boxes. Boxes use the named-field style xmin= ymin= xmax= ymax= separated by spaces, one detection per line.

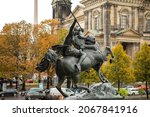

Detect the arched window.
xmin=93 ymin=10 xmax=100 ymax=30
xmin=94 ymin=16 xmax=99 ymax=30
xmin=120 ymin=9 xmax=129 ymax=29
xmin=147 ymin=19 xmax=150 ymax=32
xmin=145 ymin=12 xmax=150 ymax=32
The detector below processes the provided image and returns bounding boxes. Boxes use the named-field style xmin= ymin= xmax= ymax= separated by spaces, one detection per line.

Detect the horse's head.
xmin=102 ymin=46 xmax=114 ymax=62
xmin=36 ymin=49 xmax=58 ymax=72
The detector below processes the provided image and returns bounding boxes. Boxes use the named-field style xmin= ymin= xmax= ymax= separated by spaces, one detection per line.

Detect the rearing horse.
xmin=36 ymin=46 xmax=114 ymax=97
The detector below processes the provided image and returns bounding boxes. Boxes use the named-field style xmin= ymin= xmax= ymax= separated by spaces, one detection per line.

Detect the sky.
xmin=0 ymin=0 xmax=80 ymax=31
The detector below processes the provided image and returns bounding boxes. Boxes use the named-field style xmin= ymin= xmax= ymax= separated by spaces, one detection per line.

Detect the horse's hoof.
xmin=87 ymin=90 xmax=91 ymax=93
xmin=56 ymin=86 xmax=69 ymax=98
xmin=104 ymin=80 xmax=109 ymax=83
xmin=102 ymin=79 xmax=109 ymax=83
xmin=63 ymin=94 xmax=69 ymax=98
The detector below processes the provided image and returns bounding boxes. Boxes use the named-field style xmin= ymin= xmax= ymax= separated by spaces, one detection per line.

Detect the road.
xmin=0 ymin=94 xmax=150 ymax=100
xmin=0 ymin=95 xmax=25 ymax=100
xmin=125 ymin=95 xmax=150 ymax=100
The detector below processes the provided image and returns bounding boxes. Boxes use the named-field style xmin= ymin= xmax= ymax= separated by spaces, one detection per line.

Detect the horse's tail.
xmin=36 ymin=58 xmax=50 ymax=72
xmin=36 ymin=49 xmax=58 ymax=72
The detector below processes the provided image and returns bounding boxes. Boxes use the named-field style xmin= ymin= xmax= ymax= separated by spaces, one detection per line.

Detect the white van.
xmin=127 ymin=88 xmax=139 ymax=95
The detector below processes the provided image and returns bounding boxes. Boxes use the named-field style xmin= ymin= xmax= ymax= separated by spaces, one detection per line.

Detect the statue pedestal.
xmin=65 ymin=83 xmax=123 ymax=100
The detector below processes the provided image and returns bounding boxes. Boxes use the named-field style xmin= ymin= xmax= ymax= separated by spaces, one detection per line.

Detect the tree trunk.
xmin=15 ymin=77 xmax=18 ymax=89
xmin=38 ymin=72 xmax=41 ymax=83
xmin=10 ymin=80 xmax=13 ymax=88
xmin=145 ymin=78 xmax=149 ymax=99
xmin=22 ymin=81 xmax=26 ymax=91
xmin=47 ymin=76 xmax=50 ymax=89
xmin=118 ymin=79 xmax=120 ymax=91
xmin=0 ymin=83 xmax=2 ymax=91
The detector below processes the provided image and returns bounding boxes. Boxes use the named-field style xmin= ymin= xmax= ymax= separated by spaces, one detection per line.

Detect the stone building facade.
xmin=52 ymin=0 xmax=150 ymax=58
xmin=51 ymin=0 xmax=72 ymax=21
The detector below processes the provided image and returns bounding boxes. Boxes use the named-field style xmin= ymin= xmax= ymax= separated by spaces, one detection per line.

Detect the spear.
xmin=62 ymin=0 xmax=82 ymax=30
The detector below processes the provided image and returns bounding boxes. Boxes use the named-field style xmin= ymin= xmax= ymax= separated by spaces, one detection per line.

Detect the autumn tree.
xmin=133 ymin=43 xmax=150 ymax=99
xmin=32 ymin=19 xmax=63 ymax=61
xmin=101 ymin=43 xmax=135 ymax=91
xmin=0 ymin=34 xmax=16 ymax=78
xmin=32 ymin=19 xmax=67 ymax=87
xmin=1 ymin=20 xmax=33 ymax=90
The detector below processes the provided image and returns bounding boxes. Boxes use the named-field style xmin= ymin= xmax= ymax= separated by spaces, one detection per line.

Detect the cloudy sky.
xmin=0 ymin=0 xmax=80 ymax=30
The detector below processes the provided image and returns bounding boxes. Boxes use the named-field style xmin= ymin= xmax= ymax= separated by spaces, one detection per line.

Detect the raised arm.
xmin=64 ymin=19 xmax=77 ymax=45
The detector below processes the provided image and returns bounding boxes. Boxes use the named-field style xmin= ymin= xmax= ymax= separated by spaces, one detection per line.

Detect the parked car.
xmin=0 ymin=89 xmax=18 ymax=97
xmin=148 ymin=89 xmax=150 ymax=94
xmin=49 ymin=88 xmax=74 ymax=96
xmin=124 ymin=85 xmax=134 ymax=89
xmin=127 ymin=88 xmax=139 ymax=95
xmin=135 ymin=85 xmax=149 ymax=91
xmin=25 ymin=88 xmax=45 ymax=100
xmin=26 ymin=79 xmax=33 ymax=83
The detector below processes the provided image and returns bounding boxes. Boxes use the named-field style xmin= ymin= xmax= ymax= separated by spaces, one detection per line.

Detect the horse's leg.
xmin=56 ymin=76 xmax=68 ymax=97
xmin=98 ymin=70 xmax=109 ymax=83
xmin=66 ymin=76 xmax=72 ymax=88
xmin=94 ymin=64 xmax=109 ymax=83
xmin=72 ymin=74 xmax=91 ymax=93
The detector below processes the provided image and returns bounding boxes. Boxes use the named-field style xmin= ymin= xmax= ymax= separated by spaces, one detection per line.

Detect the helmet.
xmin=74 ymin=26 xmax=80 ymax=32
xmin=73 ymin=26 xmax=84 ymax=36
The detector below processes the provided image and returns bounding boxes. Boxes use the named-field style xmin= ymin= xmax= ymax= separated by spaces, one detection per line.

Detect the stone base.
xmin=65 ymin=83 xmax=123 ymax=100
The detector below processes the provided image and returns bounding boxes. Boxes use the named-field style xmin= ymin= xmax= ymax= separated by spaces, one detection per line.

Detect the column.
xmin=135 ymin=7 xmax=139 ymax=31
xmin=114 ymin=5 xmax=118 ymax=30
xmin=131 ymin=7 xmax=135 ymax=29
xmin=100 ymin=6 xmax=103 ymax=31
xmin=88 ymin=11 xmax=92 ymax=30
xmin=110 ymin=4 xmax=115 ymax=30
xmin=138 ymin=7 xmax=145 ymax=33
xmin=117 ymin=7 xmax=120 ymax=30
xmin=143 ymin=17 xmax=147 ymax=32
xmin=84 ymin=11 xmax=88 ymax=31
xmin=90 ymin=10 xmax=92 ymax=30
xmin=133 ymin=43 xmax=140 ymax=58
xmin=103 ymin=2 xmax=111 ymax=47
xmin=111 ymin=4 xmax=118 ymax=31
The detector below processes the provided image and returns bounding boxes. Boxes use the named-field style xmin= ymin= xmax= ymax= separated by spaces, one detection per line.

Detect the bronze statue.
xmin=35 ymin=0 xmax=121 ymax=99
xmin=36 ymin=31 xmax=114 ymax=97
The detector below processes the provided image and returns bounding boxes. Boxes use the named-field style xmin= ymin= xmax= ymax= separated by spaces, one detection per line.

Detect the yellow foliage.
xmin=133 ymin=43 xmax=150 ymax=81
xmin=101 ymin=43 xmax=135 ymax=85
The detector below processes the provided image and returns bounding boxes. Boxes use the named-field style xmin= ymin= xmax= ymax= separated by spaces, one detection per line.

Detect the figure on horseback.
xmin=36 ymin=18 xmax=114 ymax=97
xmin=54 ymin=19 xmax=100 ymax=72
